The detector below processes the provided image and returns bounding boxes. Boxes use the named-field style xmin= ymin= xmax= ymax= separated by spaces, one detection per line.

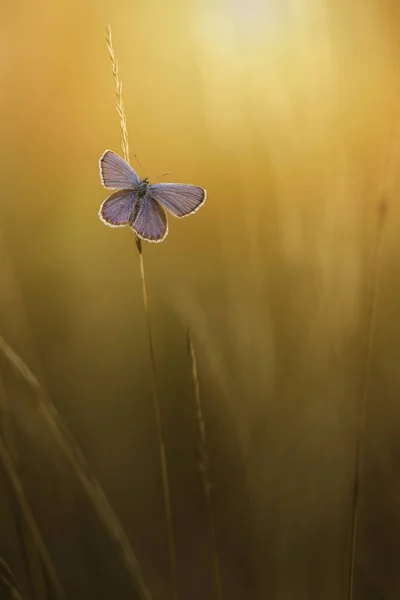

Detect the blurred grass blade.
xmin=187 ymin=328 xmax=223 ymax=600
xmin=348 ymin=199 xmax=388 ymax=600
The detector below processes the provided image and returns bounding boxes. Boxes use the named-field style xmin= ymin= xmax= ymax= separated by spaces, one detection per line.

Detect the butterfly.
xmin=98 ymin=150 xmax=207 ymax=243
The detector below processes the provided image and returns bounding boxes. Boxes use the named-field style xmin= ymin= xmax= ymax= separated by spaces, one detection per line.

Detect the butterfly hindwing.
xmin=131 ymin=195 xmax=168 ymax=242
xmin=99 ymin=150 xmax=141 ymax=189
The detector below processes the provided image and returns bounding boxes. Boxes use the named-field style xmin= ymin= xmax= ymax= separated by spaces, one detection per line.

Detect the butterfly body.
xmin=136 ymin=179 xmax=150 ymax=197
xmin=98 ymin=150 xmax=206 ymax=243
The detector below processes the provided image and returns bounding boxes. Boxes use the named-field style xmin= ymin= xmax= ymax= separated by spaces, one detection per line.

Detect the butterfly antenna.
xmin=134 ymin=154 xmax=146 ymax=177
xmin=155 ymin=172 xmax=173 ymax=181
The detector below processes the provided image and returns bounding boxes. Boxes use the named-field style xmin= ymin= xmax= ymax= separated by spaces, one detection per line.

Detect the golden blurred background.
xmin=1 ymin=0 xmax=400 ymax=598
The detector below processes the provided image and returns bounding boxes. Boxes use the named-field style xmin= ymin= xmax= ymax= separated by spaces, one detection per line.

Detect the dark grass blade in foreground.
xmin=0 ymin=429 xmax=65 ymax=598
xmin=0 ymin=376 xmax=51 ymax=600
xmin=0 ymin=556 xmax=25 ymax=600
xmin=0 ymin=336 xmax=153 ymax=600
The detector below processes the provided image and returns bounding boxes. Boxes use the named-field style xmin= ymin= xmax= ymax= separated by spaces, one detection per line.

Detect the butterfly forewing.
xmin=131 ymin=195 xmax=168 ymax=242
xmin=99 ymin=189 xmax=138 ymax=227
xmin=99 ymin=150 xmax=141 ymax=189
xmin=149 ymin=183 xmax=206 ymax=218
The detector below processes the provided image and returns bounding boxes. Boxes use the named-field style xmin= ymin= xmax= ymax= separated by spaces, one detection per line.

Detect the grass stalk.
xmin=347 ymin=199 xmax=388 ymax=600
xmin=138 ymin=254 xmax=178 ymax=599
xmin=106 ymin=26 xmax=178 ymax=600
xmin=187 ymin=329 xmax=223 ymax=600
